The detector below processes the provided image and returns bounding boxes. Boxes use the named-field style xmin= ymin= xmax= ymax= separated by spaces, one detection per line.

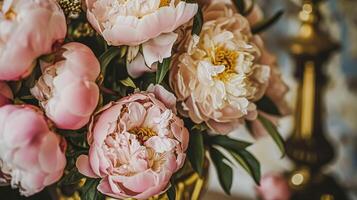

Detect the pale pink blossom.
xmin=0 ymin=82 xmax=12 ymax=106
xmin=0 ymin=105 xmax=66 ymax=196
xmin=85 ymin=0 xmax=198 ymax=78
xmin=256 ymin=173 xmax=291 ymax=200
xmin=31 ymin=42 xmax=100 ymax=130
xmin=0 ymin=0 xmax=66 ymax=80
xmin=76 ymin=87 xmax=188 ymax=199
xmin=170 ymin=2 xmax=270 ymax=134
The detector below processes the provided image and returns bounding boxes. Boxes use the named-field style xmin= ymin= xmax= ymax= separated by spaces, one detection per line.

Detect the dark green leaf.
xmin=156 ymin=58 xmax=171 ymax=84
xmin=209 ymin=135 xmax=252 ymax=151
xmin=59 ymin=168 xmax=84 ymax=186
xmin=99 ymin=47 xmax=120 ymax=76
xmin=209 ymin=148 xmax=233 ymax=195
xmin=256 ymin=96 xmax=281 ymax=116
xmin=167 ymin=184 xmax=176 ymax=200
xmin=243 ymin=0 xmax=255 ymax=16
xmin=192 ymin=7 xmax=203 ymax=35
xmin=232 ymin=0 xmax=245 ymax=14
xmin=230 ymin=150 xmax=261 ymax=185
xmin=258 ymin=114 xmax=285 ymax=157
xmin=252 ymin=10 xmax=284 ymax=34
xmin=245 ymin=120 xmax=253 ymax=133
xmin=187 ymin=132 xmax=205 ymax=176
xmin=80 ymin=179 xmax=105 ymax=200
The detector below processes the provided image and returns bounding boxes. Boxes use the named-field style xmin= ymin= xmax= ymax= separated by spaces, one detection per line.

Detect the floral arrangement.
xmin=0 ymin=0 xmax=288 ymax=199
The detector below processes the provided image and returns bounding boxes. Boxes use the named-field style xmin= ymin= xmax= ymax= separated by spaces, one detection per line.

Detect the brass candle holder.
xmin=286 ymin=0 xmax=348 ymax=199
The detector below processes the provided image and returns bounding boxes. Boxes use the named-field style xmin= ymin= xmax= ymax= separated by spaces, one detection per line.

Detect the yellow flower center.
xmin=129 ymin=127 xmax=157 ymax=143
xmin=159 ymin=0 xmax=170 ymax=7
xmin=2 ymin=6 xmax=17 ymax=20
xmin=212 ymin=46 xmax=238 ymax=82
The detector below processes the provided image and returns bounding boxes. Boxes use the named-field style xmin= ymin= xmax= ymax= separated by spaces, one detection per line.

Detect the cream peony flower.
xmin=86 ymin=0 xmax=198 ymax=78
xmin=170 ymin=2 xmax=270 ymax=134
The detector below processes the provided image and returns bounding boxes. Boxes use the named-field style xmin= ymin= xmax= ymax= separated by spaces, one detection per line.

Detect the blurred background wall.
xmin=204 ymin=0 xmax=357 ymax=199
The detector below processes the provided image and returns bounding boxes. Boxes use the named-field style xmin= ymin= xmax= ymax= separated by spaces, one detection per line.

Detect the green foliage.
xmin=120 ymin=77 xmax=136 ymax=88
xmin=205 ymin=133 xmax=261 ymax=191
xmin=192 ymin=7 xmax=203 ymax=35
xmin=256 ymin=95 xmax=282 ymax=116
xmin=167 ymin=183 xmax=176 ymax=200
xmin=80 ymin=179 xmax=105 ymax=200
xmin=230 ymin=150 xmax=261 ymax=185
xmin=156 ymin=58 xmax=171 ymax=84
xmin=99 ymin=47 xmax=121 ymax=76
xmin=58 ymin=168 xmax=84 ymax=186
xmin=231 ymin=0 xmax=255 ymax=16
xmin=208 ymin=135 xmax=252 ymax=151
xmin=232 ymin=0 xmax=246 ymax=14
xmin=258 ymin=114 xmax=286 ymax=157
xmin=252 ymin=10 xmax=284 ymax=34
xmin=187 ymin=131 xmax=205 ymax=177
xmin=209 ymin=148 xmax=233 ymax=195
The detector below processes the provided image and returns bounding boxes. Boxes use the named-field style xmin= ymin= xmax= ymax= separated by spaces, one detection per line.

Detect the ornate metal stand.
xmin=285 ymin=0 xmax=348 ymax=199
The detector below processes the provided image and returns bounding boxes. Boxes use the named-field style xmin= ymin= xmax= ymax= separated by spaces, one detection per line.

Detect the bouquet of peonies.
xmin=0 ymin=0 xmax=288 ymax=199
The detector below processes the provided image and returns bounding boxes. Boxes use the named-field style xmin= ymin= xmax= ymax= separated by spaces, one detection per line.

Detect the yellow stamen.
xmin=212 ymin=46 xmax=239 ymax=82
xmin=159 ymin=0 xmax=170 ymax=7
xmin=4 ymin=8 xmax=16 ymax=20
xmin=129 ymin=127 xmax=157 ymax=143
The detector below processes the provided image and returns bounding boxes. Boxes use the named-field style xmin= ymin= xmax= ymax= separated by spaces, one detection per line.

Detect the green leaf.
xmin=230 ymin=150 xmax=261 ymax=185
xmin=209 ymin=135 xmax=252 ymax=151
xmin=256 ymin=96 xmax=281 ymax=116
xmin=192 ymin=7 xmax=203 ymax=35
xmin=209 ymin=148 xmax=233 ymax=195
xmin=242 ymin=0 xmax=255 ymax=16
xmin=59 ymin=168 xmax=84 ymax=186
xmin=120 ymin=77 xmax=136 ymax=88
xmin=80 ymin=179 xmax=105 ymax=200
xmin=258 ymin=114 xmax=285 ymax=157
xmin=187 ymin=132 xmax=205 ymax=176
xmin=155 ymin=58 xmax=171 ymax=84
xmin=167 ymin=184 xmax=176 ymax=200
xmin=232 ymin=0 xmax=245 ymax=14
xmin=99 ymin=47 xmax=120 ymax=76
xmin=252 ymin=10 xmax=284 ymax=34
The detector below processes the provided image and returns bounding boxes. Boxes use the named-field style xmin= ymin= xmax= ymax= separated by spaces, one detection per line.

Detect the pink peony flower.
xmin=85 ymin=0 xmax=198 ymax=78
xmin=0 ymin=82 xmax=12 ymax=106
xmin=0 ymin=0 xmax=66 ymax=80
xmin=76 ymin=86 xmax=188 ymax=199
xmin=170 ymin=2 xmax=270 ymax=134
xmin=31 ymin=42 xmax=100 ymax=130
xmin=256 ymin=173 xmax=291 ymax=200
xmin=0 ymin=105 xmax=66 ymax=196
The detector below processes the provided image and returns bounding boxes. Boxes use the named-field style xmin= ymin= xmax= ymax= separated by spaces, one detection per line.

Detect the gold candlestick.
xmin=285 ymin=0 xmax=349 ymax=199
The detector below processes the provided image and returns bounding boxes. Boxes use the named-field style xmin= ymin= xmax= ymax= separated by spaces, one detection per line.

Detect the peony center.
xmin=129 ymin=127 xmax=157 ymax=144
xmin=159 ymin=0 xmax=170 ymax=7
xmin=4 ymin=8 xmax=17 ymax=20
xmin=212 ymin=46 xmax=238 ymax=82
